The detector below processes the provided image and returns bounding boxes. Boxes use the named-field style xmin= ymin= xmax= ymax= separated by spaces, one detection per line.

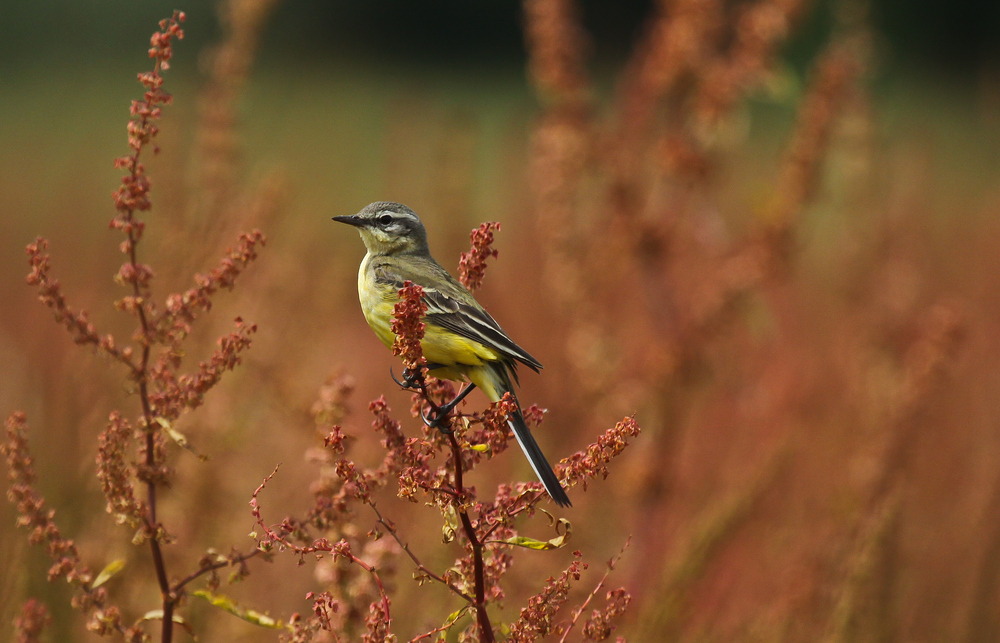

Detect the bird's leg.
xmin=391 ymin=366 xmax=423 ymax=391
xmin=395 ymin=365 xmax=476 ymax=434
xmin=421 ymin=383 xmax=478 ymax=432
xmin=392 ymin=364 xmax=449 ymax=431
xmin=392 ymin=363 xmax=447 ymax=391
xmin=438 ymin=382 xmax=477 ymax=418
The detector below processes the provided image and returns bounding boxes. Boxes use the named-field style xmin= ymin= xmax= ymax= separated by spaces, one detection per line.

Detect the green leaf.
xmin=440 ymin=607 xmax=469 ymax=631
xmin=502 ymin=536 xmax=561 ymax=550
xmin=442 ymin=505 xmax=459 ymax=544
xmin=155 ymin=417 xmax=208 ymax=461
xmin=92 ymin=559 xmax=126 ymax=589
xmin=413 ymin=607 xmax=471 ymax=640
xmin=139 ymin=610 xmax=194 ymax=635
xmin=192 ymin=590 xmax=286 ymax=629
xmin=500 ymin=518 xmax=572 ymax=550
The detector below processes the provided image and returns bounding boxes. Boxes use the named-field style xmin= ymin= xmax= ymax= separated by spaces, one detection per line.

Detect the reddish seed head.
xmin=390 ymin=281 xmax=427 ymax=371
xmin=14 ymin=598 xmax=51 ymax=641
xmin=557 ymin=415 xmax=641 ymax=490
xmin=458 ymin=221 xmax=501 ymax=292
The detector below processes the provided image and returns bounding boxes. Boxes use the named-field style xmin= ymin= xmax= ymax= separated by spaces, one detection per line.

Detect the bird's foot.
xmin=391 ymin=367 xmax=424 ymax=391
xmin=420 ymin=406 xmax=454 ymax=434
xmin=418 ymin=384 xmax=477 ymax=435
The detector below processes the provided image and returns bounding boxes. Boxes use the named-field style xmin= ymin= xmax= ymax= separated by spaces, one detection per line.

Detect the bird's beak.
xmin=332 ymin=214 xmax=365 ymax=228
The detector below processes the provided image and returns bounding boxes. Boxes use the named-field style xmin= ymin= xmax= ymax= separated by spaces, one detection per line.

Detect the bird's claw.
xmin=421 ymin=406 xmax=453 ymax=434
xmin=391 ymin=367 xmax=423 ymax=391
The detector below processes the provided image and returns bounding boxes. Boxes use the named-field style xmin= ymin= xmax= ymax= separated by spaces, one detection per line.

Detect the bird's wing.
xmin=372 ymin=257 xmax=542 ymax=372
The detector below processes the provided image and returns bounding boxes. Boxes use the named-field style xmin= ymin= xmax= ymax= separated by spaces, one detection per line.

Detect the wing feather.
xmin=371 ymin=257 xmax=542 ymax=372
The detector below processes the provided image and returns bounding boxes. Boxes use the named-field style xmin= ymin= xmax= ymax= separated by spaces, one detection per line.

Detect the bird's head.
xmin=333 ymin=202 xmax=429 ymax=256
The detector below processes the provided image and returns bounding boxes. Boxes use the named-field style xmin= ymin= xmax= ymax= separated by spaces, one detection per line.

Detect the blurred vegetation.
xmin=2 ymin=0 xmax=1000 ymax=641
xmin=0 ymin=0 xmax=997 ymax=69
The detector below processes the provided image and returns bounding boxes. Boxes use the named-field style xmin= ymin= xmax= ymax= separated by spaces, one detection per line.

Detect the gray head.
xmin=332 ymin=202 xmax=430 ymax=256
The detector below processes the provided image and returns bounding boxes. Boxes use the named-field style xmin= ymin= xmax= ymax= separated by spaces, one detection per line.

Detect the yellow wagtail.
xmin=333 ymin=202 xmax=571 ymax=507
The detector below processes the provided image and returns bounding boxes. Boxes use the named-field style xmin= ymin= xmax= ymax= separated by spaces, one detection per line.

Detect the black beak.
xmin=332 ymin=214 xmax=365 ymax=228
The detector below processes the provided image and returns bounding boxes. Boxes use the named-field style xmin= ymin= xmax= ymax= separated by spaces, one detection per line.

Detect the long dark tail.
xmin=472 ymin=362 xmax=571 ymax=507
xmin=508 ymin=409 xmax=572 ymax=507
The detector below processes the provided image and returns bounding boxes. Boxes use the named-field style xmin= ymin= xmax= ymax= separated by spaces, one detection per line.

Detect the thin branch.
xmin=115 ymin=27 xmax=178 ymax=642
xmin=558 ymin=537 xmax=631 ymax=643
xmin=447 ymin=432 xmax=495 ymax=643
xmin=251 ymin=466 xmax=393 ymax=630
xmin=368 ymin=502 xmax=473 ymax=603
xmin=408 ymin=607 xmax=472 ymax=643
xmin=479 ymin=488 xmax=546 ymax=543
xmin=171 ymin=549 xmax=263 ymax=594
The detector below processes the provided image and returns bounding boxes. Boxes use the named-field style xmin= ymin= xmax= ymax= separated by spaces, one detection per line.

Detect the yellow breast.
xmin=356 ymin=253 xmax=502 ymax=379
xmin=358 ymin=253 xmax=396 ymax=349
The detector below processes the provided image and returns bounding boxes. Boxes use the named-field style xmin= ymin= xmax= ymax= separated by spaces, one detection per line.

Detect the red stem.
xmin=557 ymin=537 xmax=630 ymax=643
xmin=252 ymin=470 xmax=393 ymax=634
xmin=119 ymin=52 xmax=175 ymax=643
xmin=447 ymin=432 xmax=495 ymax=643
xmin=404 ymin=365 xmax=495 ymax=641
xmin=368 ymin=503 xmax=473 ymax=603
xmin=171 ymin=549 xmax=262 ymax=594
xmin=344 ymin=553 xmax=392 ymax=626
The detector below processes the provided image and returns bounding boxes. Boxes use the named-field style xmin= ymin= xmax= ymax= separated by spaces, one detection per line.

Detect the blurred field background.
xmin=2 ymin=0 xmax=1000 ymax=640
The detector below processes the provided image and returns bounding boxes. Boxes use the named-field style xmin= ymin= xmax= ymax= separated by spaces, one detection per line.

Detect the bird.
xmin=333 ymin=201 xmax=571 ymax=507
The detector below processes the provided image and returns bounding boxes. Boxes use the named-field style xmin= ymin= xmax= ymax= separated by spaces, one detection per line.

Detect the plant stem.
xmin=369 ymin=504 xmax=473 ymax=603
xmin=447 ymin=432 xmax=495 ymax=643
xmin=120 ymin=59 xmax=176 ymax=640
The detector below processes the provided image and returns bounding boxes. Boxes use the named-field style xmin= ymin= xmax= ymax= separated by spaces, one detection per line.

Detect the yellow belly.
xmin=357 ymin=255 xmax=502 ymax=390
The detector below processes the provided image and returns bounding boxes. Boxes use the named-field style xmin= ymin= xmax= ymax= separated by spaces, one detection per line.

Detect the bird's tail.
xmin=470 ymin=363 xmax=571 ymax=507
xmin=508 ymin=409 xmax=572 ymax=507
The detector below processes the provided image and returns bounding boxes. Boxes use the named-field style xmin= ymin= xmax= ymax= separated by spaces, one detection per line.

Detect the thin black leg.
xmin=423 ymin=383 xmax=478 ymax=431
xmin=436 ymin=383 xmax=477 ymax=418
xmin=391 ymin=364 xmax=447 ymax=390
xmin=392 ymin=366 xmax=477 ymax=433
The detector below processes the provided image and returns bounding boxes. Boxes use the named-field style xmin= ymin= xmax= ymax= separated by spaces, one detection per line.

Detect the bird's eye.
xmin=378 ymin=214 xmax=393 ymax=226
